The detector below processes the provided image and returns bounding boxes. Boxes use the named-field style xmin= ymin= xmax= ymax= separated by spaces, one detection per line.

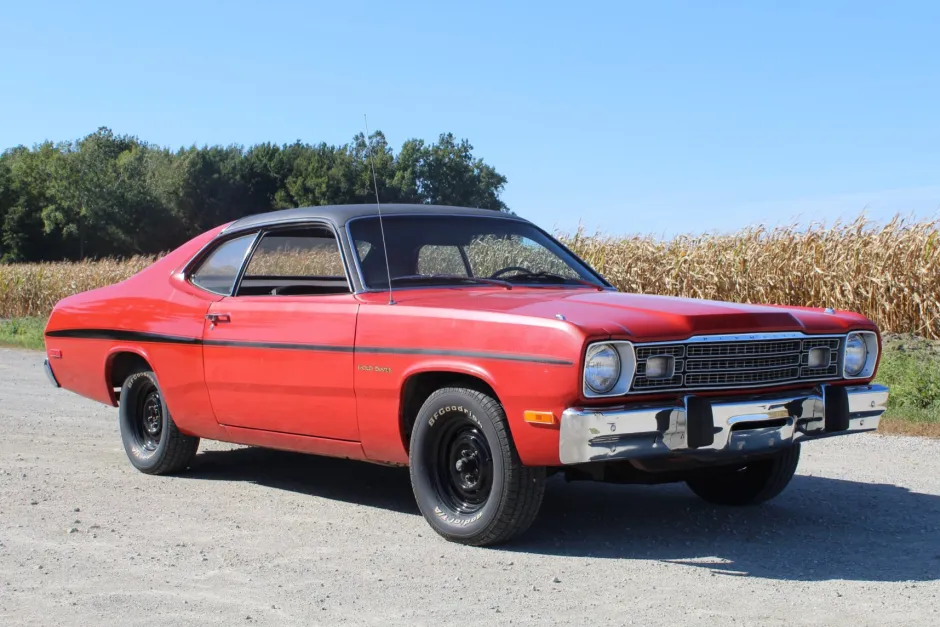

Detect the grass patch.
xmin=0 ymin=317 xmax=46 ymax=351
xmin=875 ymin=334 xmax=940 ymax=437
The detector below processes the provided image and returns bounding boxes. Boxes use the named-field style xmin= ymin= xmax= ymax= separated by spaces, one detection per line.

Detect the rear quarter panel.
xmin=44 ymin=227 xmax=227 ymax=439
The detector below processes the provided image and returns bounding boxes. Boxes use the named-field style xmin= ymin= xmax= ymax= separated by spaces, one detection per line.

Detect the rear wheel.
xmin=685 ymin=444 xmax=801 ymax=506
xmin=119 ymin=370 xmax=199 ymax=475
xmin=409 ymin=387 xmax=546 ymax=546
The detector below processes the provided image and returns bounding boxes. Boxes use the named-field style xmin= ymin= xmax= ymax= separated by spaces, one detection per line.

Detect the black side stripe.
xmin=203 ymin=339 xmax=354 ymax=352
xmin=355 ymin=346 xmax=572 ymax=366
xmin=45 ymin=328 xmax=200 ymax=345
xmin=44 ymin=328 xmax=574 ymax=366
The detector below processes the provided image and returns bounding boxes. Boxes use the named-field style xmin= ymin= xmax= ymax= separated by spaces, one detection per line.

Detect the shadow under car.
xmin=181 ymin=446 xmax=940 ymax=583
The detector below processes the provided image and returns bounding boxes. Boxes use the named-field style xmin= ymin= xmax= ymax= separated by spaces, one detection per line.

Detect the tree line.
xmin=0 ymin=127 xmax=508 ymax=262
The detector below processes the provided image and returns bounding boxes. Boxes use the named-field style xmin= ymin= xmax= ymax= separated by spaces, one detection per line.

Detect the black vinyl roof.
xmin=221 ymin=203 xmax=523 ymax=233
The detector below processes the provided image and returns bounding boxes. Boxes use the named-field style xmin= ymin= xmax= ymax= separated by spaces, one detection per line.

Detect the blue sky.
xmin=2 ymin=0 xmax=938 ymax=236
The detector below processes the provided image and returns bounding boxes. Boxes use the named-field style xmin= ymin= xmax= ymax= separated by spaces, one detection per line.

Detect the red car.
xmin=43 ymin=204 xmax=889 ymax=545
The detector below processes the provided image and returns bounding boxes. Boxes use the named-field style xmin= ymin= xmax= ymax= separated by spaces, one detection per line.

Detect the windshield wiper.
xmin=504 ymin=272 xmax=603 ymax=290
xmin=390 ymin=274 xmax=512 ymax=290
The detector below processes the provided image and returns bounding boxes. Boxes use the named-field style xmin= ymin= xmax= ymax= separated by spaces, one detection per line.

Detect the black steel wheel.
xmin=431 ymin=414 xmax=494 ymax=515
xmin=119 ymin=370 xmax=199 ymax=475
xmin=409 ymin=387 xmax=546 ymax=546
xmin=135 ymin=386 xmax=164 ymax=452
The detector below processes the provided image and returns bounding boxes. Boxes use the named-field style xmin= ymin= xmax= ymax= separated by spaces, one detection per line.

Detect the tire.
xmin=686 ymin=443 xmax=801 ymax=506
xmin=118 ymin=370 xmax=199 ymax=475
xmin=409 ymin=387 xmax=546 ymax=546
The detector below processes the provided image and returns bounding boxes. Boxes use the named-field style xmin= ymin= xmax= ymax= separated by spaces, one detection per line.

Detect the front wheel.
xmin=409 ymin=387 xmax=546 ymax=546
xmin=119 ymin=370 xmax=199 ymax=475
xmin=685 ymin=444 xmax=801 ymax=506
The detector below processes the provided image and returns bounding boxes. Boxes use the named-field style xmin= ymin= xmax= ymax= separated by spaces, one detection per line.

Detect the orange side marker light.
xmin=523 ymin=411 xmax=556 ymax=425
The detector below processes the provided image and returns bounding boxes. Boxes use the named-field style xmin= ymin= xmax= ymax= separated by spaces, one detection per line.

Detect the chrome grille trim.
xmin=628 ymin=332 xmax=845 ymax=394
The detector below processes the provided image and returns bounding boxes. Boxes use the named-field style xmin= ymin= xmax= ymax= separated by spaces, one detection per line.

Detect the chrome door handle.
xmin=205 ymin=313 xmax=231 ymax=324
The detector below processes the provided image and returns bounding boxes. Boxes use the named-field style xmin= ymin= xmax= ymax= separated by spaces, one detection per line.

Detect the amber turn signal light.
xmin=523 ymin=410 xmax=556 ymax=425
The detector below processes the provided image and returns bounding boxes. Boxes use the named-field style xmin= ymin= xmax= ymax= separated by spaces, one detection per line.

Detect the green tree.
xmin=415 ymin=133 xmax=507 ymax=210
xmin=284 ymin=142 xmax=357 ymax=207
xmin=43 ymin=128 xmax=144 ymax=258
xmin=0 ymin=127 xmax=508 ymax=262
xmin=0 ymin=144 xmax=60 ymax=261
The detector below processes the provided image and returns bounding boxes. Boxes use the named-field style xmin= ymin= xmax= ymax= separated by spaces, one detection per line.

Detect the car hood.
xmin=392 ymin=288 xmax=876 ymax=341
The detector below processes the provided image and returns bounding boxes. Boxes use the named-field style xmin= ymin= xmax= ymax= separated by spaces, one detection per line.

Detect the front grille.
xmin=630 ymin=334 xmax=843 ymax=393
xmin=685 ymin=367 xmax=801 ymax=387
xmin=632 ymin=374 xmax=684 ymax=391
xmin=684 ymin=354 xmax=801 ymax=371
xmin=636 ymin=345 xmax=685 ymax=360
xmin=686 ymin=340 xmax=801 ymax=357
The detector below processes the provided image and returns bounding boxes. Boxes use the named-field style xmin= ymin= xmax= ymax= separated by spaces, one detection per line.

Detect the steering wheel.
xmin=489 ymin=266 xmax=532 ymax=279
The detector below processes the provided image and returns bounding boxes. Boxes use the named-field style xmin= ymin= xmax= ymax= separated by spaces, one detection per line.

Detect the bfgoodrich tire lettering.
xmin=409 ymin=387 xmax=546 ymax=546
xmin=685 ymin=443 xmax=801 ymax=506
xmin=119 ymin=370 xmax=199 ymax=475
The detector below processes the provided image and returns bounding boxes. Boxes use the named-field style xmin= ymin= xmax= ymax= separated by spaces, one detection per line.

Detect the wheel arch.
xmin=105 ymin=347 xmax=155 ymax=406
xmin=398 ymin=364 xmax=503 ymax=454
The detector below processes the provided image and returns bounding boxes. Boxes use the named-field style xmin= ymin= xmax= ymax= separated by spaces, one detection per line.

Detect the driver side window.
xmin=236 ymin=227 xmax=350 ymax=296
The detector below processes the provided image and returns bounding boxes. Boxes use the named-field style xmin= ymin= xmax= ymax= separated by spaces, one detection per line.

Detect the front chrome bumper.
xmin=559 ymin=384 xmax=889 ymax=465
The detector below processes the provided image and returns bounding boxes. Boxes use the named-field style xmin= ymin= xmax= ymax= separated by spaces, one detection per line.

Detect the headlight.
xmin=843 ymin=333 xmax=868 ymax=376
xmin=584 ymin=343 xmax=621 ymax=394
xmin=582 ymin=341 xmax=636 ymax=397
xmin=843 ymin=331 xmax=878 ymax=378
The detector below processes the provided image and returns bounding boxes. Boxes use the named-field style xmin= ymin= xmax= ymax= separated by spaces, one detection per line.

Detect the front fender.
xmin=356 ymin=353 xmax=577 ymax=466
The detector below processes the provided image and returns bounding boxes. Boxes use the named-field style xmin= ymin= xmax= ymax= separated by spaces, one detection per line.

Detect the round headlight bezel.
xmin=584 ymin=343 xmax=621 ymax=394
xmin=843 ymin=331 xmax=877 ymax=379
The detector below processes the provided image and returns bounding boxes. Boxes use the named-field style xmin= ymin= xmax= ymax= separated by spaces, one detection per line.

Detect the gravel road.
xmin=1 ymin=347 xmax=939 ymax=626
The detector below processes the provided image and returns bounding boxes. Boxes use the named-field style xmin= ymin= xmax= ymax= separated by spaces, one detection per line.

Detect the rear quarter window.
xmin=190 ymin=234 xmax=256 ymax=295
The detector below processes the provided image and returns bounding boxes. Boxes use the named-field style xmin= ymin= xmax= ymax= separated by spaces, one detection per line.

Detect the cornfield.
xmin=0 ymin=257 xmax=156 ymax=320
xmin=560 ymin=216 xmax=940 ymax=339
xmin=1 ymin=216 xmax=938 ymax=339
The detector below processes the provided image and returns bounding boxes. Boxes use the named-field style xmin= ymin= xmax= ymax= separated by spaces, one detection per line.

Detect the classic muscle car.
xmin=43 ymin=204 xmax=889 ymax=545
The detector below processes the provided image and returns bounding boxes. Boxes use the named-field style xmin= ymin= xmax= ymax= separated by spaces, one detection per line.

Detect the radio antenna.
xmin=363 ymin=114 xmax=395 ymax=305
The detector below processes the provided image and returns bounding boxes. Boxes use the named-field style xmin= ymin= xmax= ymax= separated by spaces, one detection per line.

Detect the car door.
xmin=198 ymin=224 xmax=360 ymax=441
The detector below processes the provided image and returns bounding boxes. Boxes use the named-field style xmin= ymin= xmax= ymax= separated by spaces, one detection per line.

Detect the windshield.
xmin=348 ymin=215 xmax=608 ymax=290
